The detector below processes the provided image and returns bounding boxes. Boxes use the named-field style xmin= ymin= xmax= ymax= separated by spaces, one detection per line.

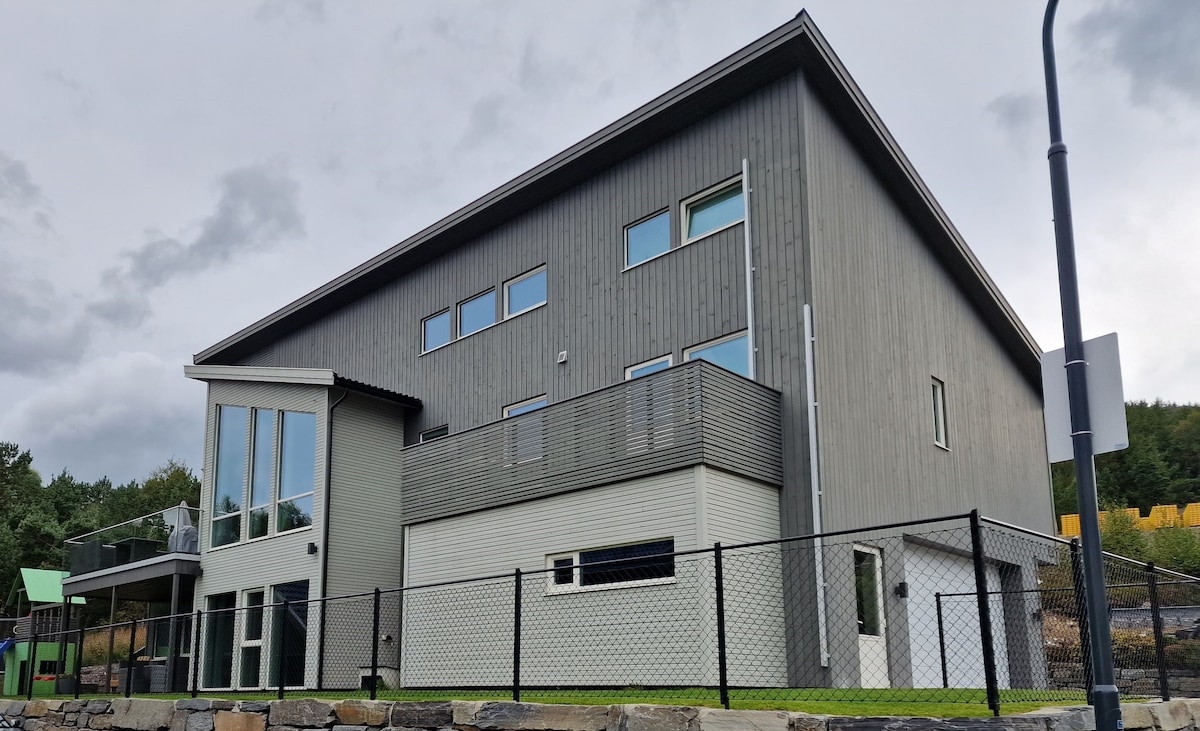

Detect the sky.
xmin=1 ymin=0 xmax=1197 ymax=487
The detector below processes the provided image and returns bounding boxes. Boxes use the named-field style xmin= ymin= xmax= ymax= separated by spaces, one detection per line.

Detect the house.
xmin=69 ymin=12 xmax=1058 ymax=693
xmin=1 ymin=569 xmax=84 ymax=697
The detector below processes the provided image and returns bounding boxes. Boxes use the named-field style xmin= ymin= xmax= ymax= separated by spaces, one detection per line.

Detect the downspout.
xmin=741 ymin=159 xmax=757 ymax=380
xmin=315 ymin=386 xmax=350 ymax=690
xmin=803 ymin=304 xmax=829 ymax=666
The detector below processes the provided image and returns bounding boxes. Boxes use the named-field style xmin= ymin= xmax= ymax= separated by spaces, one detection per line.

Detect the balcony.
xmin=400 ymin=359 xmax=783 ymax=524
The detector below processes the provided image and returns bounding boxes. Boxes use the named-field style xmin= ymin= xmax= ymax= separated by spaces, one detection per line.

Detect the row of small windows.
xmin=625 ymin=178 xmax=746 ymax=268
xmin=422 ymin=266 xmax=548 ymax=353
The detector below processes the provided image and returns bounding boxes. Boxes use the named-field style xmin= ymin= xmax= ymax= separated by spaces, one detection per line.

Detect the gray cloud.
xmin=518 ymin=39 xmax=581 ymax=96
xmin=255 ymin=0 xmax=325 ymax=26
xmin=89 ymin=164 xmax=304 ymax=326
xmin=459 ymin=95 xmax=513 ymax=150
xmin=1076 ymin=0 xmax=1200 ymax=106
xmin=986 ymin=92 xmax=1040 ymax=133
xmin=0 ymin=264 xmax=91 ymax=374
xmin=0 ymin=151 xmax=43 ymax=208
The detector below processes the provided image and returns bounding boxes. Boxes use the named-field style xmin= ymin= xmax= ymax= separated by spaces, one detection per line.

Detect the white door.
xmin=854 ymin=546 xmax=890 ymax=687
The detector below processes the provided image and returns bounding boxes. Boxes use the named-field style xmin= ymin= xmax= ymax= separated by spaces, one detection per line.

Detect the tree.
xmin=1100 ymin=506 xmax=1147 ymax=560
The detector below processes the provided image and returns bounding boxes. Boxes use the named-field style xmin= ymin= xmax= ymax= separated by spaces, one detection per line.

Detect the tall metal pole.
xmin=1042 ymin=3 xmax=1121 ymax=729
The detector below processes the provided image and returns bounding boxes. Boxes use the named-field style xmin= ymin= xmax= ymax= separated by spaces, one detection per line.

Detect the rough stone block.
xmin=1183 ymin=700 xmax=1200 ymax=727
xmin=23 ymin=720 xmax=43 ymax=731
xmin=85 ymin=702 xmax=111 ymax=715
xmin=1152 ymin=700 xmax=1194 ymax=731
xmin=331 ymin=726 xmax=368 ymax=731
xmin=1121 ymin=703 xmax=1156 ymax=730
xmin=614 ymin=706 xmax=699 ymax=731
xmin=186 ymin=713 xmax=215 ymax=731
xmin=474 ymin=702 xmax=609 ymax=731
xmin=90 ymin=715 xmax=114 ymax=730
xmin=268 ymin=701 xmax=333 ymax=729
xmin=1180 ymin=678 xmax=1200 ymax=694
xmin=213 ymin=712 xmax=265 ymax=731
xmin=6 ymin=702 xmax=28 ymax=716
xmin=43 ymin=713 xmax=66 ymax=726
xmin=790 ymin=714 xmax=829 ymax=731
xmin=236 ymin=705 xmax=269 ymax=715
xmin=79 ymin=713 xmax=93 ymax=728
xmin=109 ymin=700 xmax=178 ymax=731
xmin=175 ymin=702 xmax=212 ymax=713
xmin=452 ymin=702 xmax=484 ymax=727
xmin=25 ymin=703 xmax=51 ymax=719
xmin=1042 ymin=706 xmax=1093 ymax=731
xmin=389 ymin=704 xmax=452 ymax=729
xmin=696 ymin=708 xmax=788 ymax=731
xmin=209 ymin=705 xmax=235 ymax=713
xmin=65 ymin=714 xmax=81 ymax=726
xmin=63 ymin=703 xmax=86 ymax=715
xmin=332 ymin=701 xmax=390 ymax=727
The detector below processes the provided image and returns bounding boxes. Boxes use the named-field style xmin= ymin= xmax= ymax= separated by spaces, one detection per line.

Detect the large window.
xmin=684 ymin=332 xmax=751 ymax=378
xmin=458 ymin=290 xmax=497 ymax=337
xmin=683 ymin=179 xmax=744 ymax=243
xmin=239 ymin=590 xmax=265 ymax=689
xmin=548 ymin=539 xmax=675 ymax=592
xmin=625 ymin=211 xmax=670 ymax=268
xmin=210 ymin=406 xmax=317 ymax=547
xmin=504 ymin=266 xmax=547 ymax=317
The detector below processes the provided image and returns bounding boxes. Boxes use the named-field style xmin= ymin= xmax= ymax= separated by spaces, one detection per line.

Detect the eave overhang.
xmin=184 ymin=365 xmax=422 ymax=408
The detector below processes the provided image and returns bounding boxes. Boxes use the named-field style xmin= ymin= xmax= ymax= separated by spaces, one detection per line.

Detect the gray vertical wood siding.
xmin=803 ymin=89 xmax=1053 ymax=534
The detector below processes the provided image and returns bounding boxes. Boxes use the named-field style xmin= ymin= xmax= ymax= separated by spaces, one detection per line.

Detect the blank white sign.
xmin=1041 ymin=332 xmax=1129 ymax=464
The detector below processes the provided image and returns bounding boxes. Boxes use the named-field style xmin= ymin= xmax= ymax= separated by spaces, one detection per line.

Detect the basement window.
xmin=547 ymin=539 xmax=675 ymax=592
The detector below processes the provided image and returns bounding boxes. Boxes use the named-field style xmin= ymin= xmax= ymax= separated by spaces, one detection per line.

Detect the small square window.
xmin=419 ymin=425 xmax=449 ymax=442
xmin=458 ymin=290 xmax=497 ymax=337
xmin=625 ymin=355 xmax=672 ymax=380
xmin=625 ymin=211 xmax=670 ymax=268
xmin=932 ymin=377 xmax=948 ymax=449
xmin=422 ymin=310 xmax=451 ymax=352
xmin=683 ymin=180 xmax=744 ymax=242
xmin=684 ymin=332 xmax=751 ymax=378
xmin=504 ymin=266 xmax=547 ymax=317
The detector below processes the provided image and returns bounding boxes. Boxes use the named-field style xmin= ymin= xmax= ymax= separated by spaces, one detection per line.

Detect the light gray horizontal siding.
xmin=399 ymin=360 xmax=781 ymax=524
xmin=803 ymin=85 xmax=1053 ymax=534
xmin=702 ymin=467 xmax=781 ymax=547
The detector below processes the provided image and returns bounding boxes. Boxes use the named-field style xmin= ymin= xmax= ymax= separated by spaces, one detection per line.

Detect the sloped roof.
xmin=11 ymin=568 xmax=85 ymax=606
xmin=193 ymin=11 xmax=1041 ymax=385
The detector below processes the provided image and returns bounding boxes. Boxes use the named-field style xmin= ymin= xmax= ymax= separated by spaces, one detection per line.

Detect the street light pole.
xmin=1041 ymin=2 xmax=1122 ymax=730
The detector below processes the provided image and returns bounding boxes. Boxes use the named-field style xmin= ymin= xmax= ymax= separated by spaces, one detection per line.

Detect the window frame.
xmin=625 ymin=355 xmax=672 ymax=380
xmin=683 ymin=331 xmax=751 ymax=378
xmin=546 ymin=538 xmax=677 ymax=594
xmin=419 ymin=425 xmax=449 ymax=443
xmin=211 ymin=405 xmax=248 ymax=549
xmin=681 ymin=178 xmax=745 ymax=245
xmin=503 ymin=265 xmax=548 ymax=319
xmin=237 ymin=589 xmax=266 ymax=690
xmin=932 ymin=377 xmax=949 ymax=450
xmin=457 ymin=289 xmax=498 ymax=339
xmin=421 ymin=309 xmax=452 ymax=354
xmin=275 ymin=410 xmax=316 ymax=536
xmin=623 ymin=209 xmax=671 ymax=270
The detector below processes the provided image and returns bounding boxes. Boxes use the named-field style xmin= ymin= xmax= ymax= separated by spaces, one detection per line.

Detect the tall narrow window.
xmin=458 ymin=290 xmax=497 ymax=337
xmin=854 ymin=548 xmax=884 ymax=636
xmin=504 ymin=266 xmax=547 ymax=317
xmin=625 ymin=211 xmax=670 ymax=268
xmin=683 ymin=180 xmax=744 ymax=242
xmin=269 ymin=580 xmax=309 ymax=688
xmin=203 ymin=593 xmax=236 ymax=689
xmin=684 ymin=332 xmax=751 ymax=378
xmin=239 ymin=590 xmax=265 ymax=689
xmin=212 ymin=407 xmax=247 ymax=548
xmin=931 ymin=377 xmax=948 ymax=449
xmin=422 ymin=310 xmax=451 ymax=352
xmin=248 ymin=410 xmax=274 ymax=540
xmin=277 ymin=411 xmax=316 ymax=533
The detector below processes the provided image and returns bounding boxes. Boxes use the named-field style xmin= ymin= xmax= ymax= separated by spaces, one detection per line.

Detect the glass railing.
xmin=63 ymin=505 xmax=201 ymax=577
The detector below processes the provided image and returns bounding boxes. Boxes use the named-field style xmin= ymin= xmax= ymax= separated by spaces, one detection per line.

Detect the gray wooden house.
xmin=182 ymin=12 xmax=1054 ymax=692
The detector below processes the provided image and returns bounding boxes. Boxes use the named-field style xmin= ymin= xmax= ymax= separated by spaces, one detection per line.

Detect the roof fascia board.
xmin=184 ymin=365 xmax=336 ymax=386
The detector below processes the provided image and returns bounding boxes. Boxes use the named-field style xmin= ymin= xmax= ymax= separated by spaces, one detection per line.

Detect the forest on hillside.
xmin=0 ymin=442 xmax=199 ymax=616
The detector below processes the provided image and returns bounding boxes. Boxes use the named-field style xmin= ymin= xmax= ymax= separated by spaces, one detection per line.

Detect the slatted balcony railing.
xmin=400 ymin=360 xmax=782 ymax=524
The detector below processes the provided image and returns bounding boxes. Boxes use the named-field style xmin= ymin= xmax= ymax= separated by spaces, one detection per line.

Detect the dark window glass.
xmin=420 ymin=425 xmax=449 ymax=442
xmin=579 ymin=539 xmax=674 ymax=586
xmin=553 ymin=557 xmax=575 ymax=585
xmin=854 ymin=549 xmax=883 ymax=636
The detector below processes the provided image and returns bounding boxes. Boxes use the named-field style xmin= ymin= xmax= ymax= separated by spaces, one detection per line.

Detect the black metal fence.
xmin=12 ymin=511 xmax=1200 ymax=713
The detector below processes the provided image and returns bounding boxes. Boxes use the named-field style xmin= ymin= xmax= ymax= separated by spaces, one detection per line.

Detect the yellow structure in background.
xmin=1060 ymin=503 xmax=1200 ymax=536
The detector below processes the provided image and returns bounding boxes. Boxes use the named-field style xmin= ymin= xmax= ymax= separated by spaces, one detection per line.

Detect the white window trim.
xmin=419 ymin=425 xmax=449 ymax=443
xmin=625 ymin=355 xmax=673 ymax=380
xmin=545 ymin=539 xmax=677 ymax=594
xmin=421 ymin=309 xmax=452 ymax=354
xmin=236 ymin=589 xmax=267 ymax=690
xmin=681 ymin=177 xmax=745 ymax=245
xmin=684 ymin=330 xmax=750 ymax=370
xmin=932 ymin=377 xmax=949 ymax=450
xmin=503 ymin=265 xmax=548 ymax=319
xmin=457 ymin=289 xmax=498 ymax=339
xmin=503 ymin=395 xmax=548 ymax=418
xmin=623 ymin=209 xmax=671 ymax=270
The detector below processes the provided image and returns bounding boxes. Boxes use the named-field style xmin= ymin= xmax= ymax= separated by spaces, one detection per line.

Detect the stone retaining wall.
xmin=1046 ymin=663 xmax=1200 ymax=697
xmin=1 ymin=698 xmax=1199 ymax=731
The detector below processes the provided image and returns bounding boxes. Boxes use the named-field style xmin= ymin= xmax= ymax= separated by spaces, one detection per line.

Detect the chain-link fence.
xmin=9 ymin=511 xmax=1198 ymax=713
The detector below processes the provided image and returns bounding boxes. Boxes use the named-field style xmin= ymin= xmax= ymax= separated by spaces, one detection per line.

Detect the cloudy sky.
xmin=1 ymin=0 xmax=1196 ymax=486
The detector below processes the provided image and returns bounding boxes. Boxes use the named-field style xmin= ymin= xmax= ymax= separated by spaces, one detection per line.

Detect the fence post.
xmin=26 ymin=632 xmax=38 ymax=700
xmin=74 ymin=627 xmax=85 ymax=700
xmin=316 ymin=596 xmax=327 ymax=691
xmin=1069 ymin=538 xmax=1094 ymax=702
xmin=191 ymin=610 xmax=202 ymax=698
xmin=371 ymin=589 xmax=381 ymax=700
xmin=277 ymin=599 xmax=289 ymax=700
xmin=1147 ymin=562 xmax=1170 ymax=701
xmin=969 ymin=510 xmax=1001 ymax=717
xmin=935 ymin=592 xmax=949 ymax=688
xmin=713 ymin=542 xmax=730 ymax=710
xmin=513 ymin=568 xmax=522 ymax=703
xmin=105 ymin=623 xmax=116 ymax=698
xmin=124 ymin=620 xmax=137 ymax=698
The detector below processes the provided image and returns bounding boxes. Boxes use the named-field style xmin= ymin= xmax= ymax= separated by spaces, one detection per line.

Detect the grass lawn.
xmin=0 ymin=687 xmax=1094 ymax=718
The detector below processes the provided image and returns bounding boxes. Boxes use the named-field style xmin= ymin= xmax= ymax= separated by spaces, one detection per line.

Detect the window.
xmin=203 ymin=593 xmax=236 ymax=689
xmin=625 ymin=211 xmax=670 ymax=268
xmin=625 ymin=355 xmax=672 ymax=380
xmin=504 ymin=266 xmax=547 ymax=317
xmin=503 ymin=396 xmax=548 ymax=418
xmin=548 ymin=539 xmax=675 ymax=591
xmin=932 ymin=377 xmax=948 ymax=449
xmin=458 ymin=290 xmax=496 ymax=337
xmin=209 ymin=406 xmax=317 ymax=547
xmin=212 ymin=406 xmax=247 ymax=548
xmin=277 ymin=411 xmax=316 ymax=533
xmin=422 ymin=310 xmax=451 ymax=352
xmin=683 ymin=179 xmax=744 ymax=243
xmin=854 ymin=547 xmax=884 ymax=636
xmin=269 ymin=580 xmax=309 ymax=688
xmin=684 ymin=332 xmax=751 ymax=378
xmin=419 ymin=425 xmax=449 ymax=442
xmin=239 ymin=590 xmax=265 ymax=689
